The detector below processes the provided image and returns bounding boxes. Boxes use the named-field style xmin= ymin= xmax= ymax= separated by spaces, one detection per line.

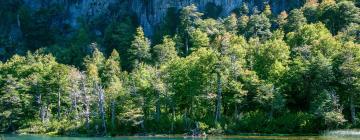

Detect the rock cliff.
xmin=20 ymin=0 xmax=303 ymax=36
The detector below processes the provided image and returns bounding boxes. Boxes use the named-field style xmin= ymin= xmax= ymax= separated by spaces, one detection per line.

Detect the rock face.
xmin=21 ymin=0 xmax=303 ymax=36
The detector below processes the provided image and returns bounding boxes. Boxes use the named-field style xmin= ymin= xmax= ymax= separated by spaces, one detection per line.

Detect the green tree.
xmin=128 ymin=27 xmax=151 ymax=69
xmin=165 ymin=48 xmax=217 ymax=130
xmin=319 ymin=1 xmax=360 ymax=34
xmin=189 ymin=28 xmax=210 ymax=52
xmin=336 ymin=42 xmax=360 ymax=125
xmin=179 ymin=4 xmax=203 ymax=56
xmin=276 ymin=11 xmax=288 ymax=29
xmin=263 ymin=4 xmax=272 ymax=18
xmin=240 ymin=3 xmax=250 ymax=15
xmin=103 ymin=18 xmax=136 ymax=70
xmin=153 ymin=36 xmax=179 ymax=65
xmin=102 ymin=50 xmax=124 ymax=131
xmin=245 ymin=14 xmax=272 ymax=40
xmin=238 ymin=15 xmax=249 ymax=35
xmin=84 ymin=45 xmax=107 ymax=134
xmin=336 ymin=23 xmax=360 ymax=44
xmin=223 ymin=14 xmax=238 ymax=34
xmin=0 ymin=75 xmax=23 ymax=132
xmin=285 ymin=23 xmax=341 ymax=116
xmin=284 ymin=9 xmax=307 ymax=33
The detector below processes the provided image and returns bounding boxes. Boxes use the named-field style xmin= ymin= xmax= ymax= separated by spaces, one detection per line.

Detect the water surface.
xmin=2 ymin=135 xmax=360 ymax=140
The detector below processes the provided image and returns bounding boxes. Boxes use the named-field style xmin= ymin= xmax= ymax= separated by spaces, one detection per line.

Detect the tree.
xmin=84 ymin=45 xmax=107 ymax=134
xmin=103 ymin=18 xmax=136 ymax=70
xmin=252 ymin=35 xmax=290 ymax=82
xmin=165 ymin=48 xmax=217 ymax=130
xmin=189 ymin=28 xmax=210 ymax=52
xmin=284 ymin=9 xmax=307 ymax=33
xmin=263 ymin=4 xmax=272 ymax=18
xmin=240 ymin=3 xmax=249 ymax=16
xmin=153 ymin=36 xmax=178 ymax=65
xmin=179 ymin=4 xmax=203 ymax=56
xmin=211 ymin=33 xmax=248 ymax=123
xmin=302 ymin=1 xmax=320 ymax=23
xmin=336 ymin=42 xmax=360 ymax=125
xmin=238 ymin=15 xmax=249 ymax=35
xmin=128 ymin=27 xmax=151 ymax=69
xmin=102 ymin=50 xmax=124 ymax=130
xmin=0 ymin=75 xmax=23 ymax=132
xmin=276 ymin=11 xmax=288 ymax=29
xmin=223 ymin=14 xmax=238 ymax=34
xmin=285 ymin=23 xmax=341 ymax=114
xmin=130 ymin=63 xmax=158 ymax=131
xmin=48 ymin=64 xmax=71 ymax=120
xmin=245 ymin=14 xmax=272 ymax=40
xmin=336 ymin=23 xmax=360 ymax=44
xmin=319 ymin=1 xmax=360 ymax=34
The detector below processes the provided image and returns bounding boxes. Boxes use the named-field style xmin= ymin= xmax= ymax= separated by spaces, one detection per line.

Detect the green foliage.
xmin=235 ymin=111 xmax=316 ymax=133
xmin=319 ymin=1 xmax=360 ymax=34
xmin=1 ymin=1 xmax=360 ymax=136
xmin=153 ymin=36 xmax=179 ymax=65
xmin=103 ymin=18 xmax=136 ymax=70
xmin=284 ymin=9 xmax=307 ymax=33
xmin=189 ymin=28 xmax=210 ymax=51
xmin=244 ymin=14 xmax=272 ymax=40
xmin=128 ymin=27 xmax=151 ymax=69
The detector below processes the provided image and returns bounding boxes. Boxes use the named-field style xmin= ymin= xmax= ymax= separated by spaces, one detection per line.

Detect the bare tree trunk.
xmin=97 ymin=84 xmax=106 ymax=134
xmin=36 ymin=84 xmax=45 ymax=122
xmin=45 ymin=105 xmax=49 ymax=122
xmin=40 ymin=105 xmax=46 ymax=123
xmin=84 ymin=98 xmax=90 ymax=129
xmin=72 ymin=90 xmax=79 ymax=120
xmin=215 ymin=72 xmax=222 ymax=123
xmin=80 ymin=74 xmax=90 ymax=129
xmin=350 ymin=95 xmax=356 ymax=124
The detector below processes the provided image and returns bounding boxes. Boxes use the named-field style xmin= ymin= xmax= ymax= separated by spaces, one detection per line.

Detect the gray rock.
xmin=21 ymin=0 xmax=302 ymax=36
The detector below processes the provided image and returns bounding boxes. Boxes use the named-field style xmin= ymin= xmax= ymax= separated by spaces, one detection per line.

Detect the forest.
xmin=0 ymin=0 xmax=360 ymax=136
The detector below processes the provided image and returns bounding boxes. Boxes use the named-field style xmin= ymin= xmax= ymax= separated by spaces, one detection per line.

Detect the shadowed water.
xmin=2 ymin=135 xmax=360 ymax=140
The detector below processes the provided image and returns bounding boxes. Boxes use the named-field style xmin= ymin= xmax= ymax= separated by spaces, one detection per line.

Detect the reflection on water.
xmin=1 ymin=135 xmax=360 ymax=140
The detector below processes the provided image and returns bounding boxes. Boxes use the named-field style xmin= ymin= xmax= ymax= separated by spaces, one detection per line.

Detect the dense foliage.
xmin=0 ymin=0 xmax=360 ymax=136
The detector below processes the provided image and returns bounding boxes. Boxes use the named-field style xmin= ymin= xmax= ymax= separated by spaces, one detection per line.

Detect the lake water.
xmin=2 ymin=135 xmax=360 ymax=140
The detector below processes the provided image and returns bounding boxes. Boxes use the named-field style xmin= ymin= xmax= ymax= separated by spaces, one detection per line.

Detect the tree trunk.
xmin=185 ymin=36 xmax=189 ymax=55
xmin=350 ymin=95 xmax=356 ymax=124
xmin=184 ymin=108 xmax=188 ymax=130
xmin=57 ymin=89 xmax=61 ymax=120
xmin=80 ymin=77 xmax=90 ymax=129
xmin=40 ymin=105 xmax=45 ymax=123
xmin=215 ymin=72 xmax=222 ymax=123
xmin=84 ymin=98 xmax=90 ymax=129
xmin=73 ymin=90 xmax=79 ymax=120
xmin=155 ymin=92 xmax=161 ymax=122
xmin=97 ymin=84 xmax=106 ymax=134
xmin=234 ymin=104 xmax=239 ymax=119
xmin=111 ymin=99 xmax=116 ymax=129
xmin=171 ymin=105 xmax=175 ymax=133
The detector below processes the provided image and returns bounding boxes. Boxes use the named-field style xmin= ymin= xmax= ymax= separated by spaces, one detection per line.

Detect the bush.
xmin=323 ymin=111 xmax=347 ymax=129
xmin=233 ymin=111 xmax=317 ymax=134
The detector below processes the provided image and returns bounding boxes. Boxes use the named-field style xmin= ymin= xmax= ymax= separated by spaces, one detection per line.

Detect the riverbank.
xmin=1 ymin=134 xmax=360 ymax=140
xmin=3 ymin=129 xmax=360 ymax=139
xmin=324 ymin=129 xmax=360 ymax=137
